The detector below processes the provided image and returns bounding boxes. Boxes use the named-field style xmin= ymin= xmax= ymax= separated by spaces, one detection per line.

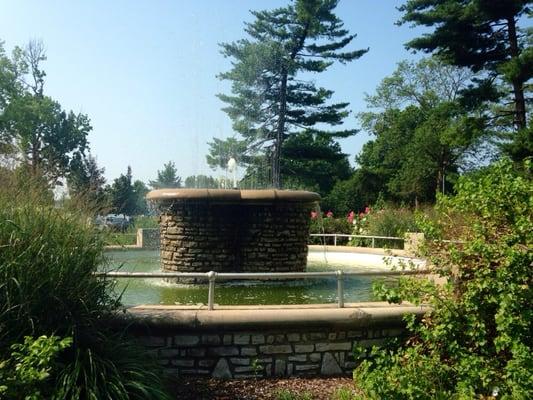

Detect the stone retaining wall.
xmin=137 ymin=228 xmax=160 ymax=249
xmin=159 ymin=202 xmax=313 ymax=273
xmin=116 ymin=304 xmax=425 ymax=379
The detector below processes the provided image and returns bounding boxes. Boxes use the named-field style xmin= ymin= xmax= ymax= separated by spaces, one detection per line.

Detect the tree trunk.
xmin=506 ymin=16 xmax=527 ymax=130
xmin=273 ymin=68 xmax=288 ymax=189
xmin=272 ymin=23 xmax=310 ymax=189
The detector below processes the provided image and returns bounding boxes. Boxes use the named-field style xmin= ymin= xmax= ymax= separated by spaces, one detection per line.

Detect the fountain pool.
xmin=105 ymin=248 xmax=424 ymax=306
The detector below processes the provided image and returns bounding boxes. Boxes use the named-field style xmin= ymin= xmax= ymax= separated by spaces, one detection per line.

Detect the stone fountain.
xmin=146 ymin=189 xmax=320 ymax=273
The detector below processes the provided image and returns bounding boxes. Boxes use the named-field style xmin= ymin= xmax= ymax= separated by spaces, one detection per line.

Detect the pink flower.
xmin=359 ymin=212 xmax=365 ymax=219
xmin=325 ymin=211 xmax=333 ymax=218
xmin=347 ymin=211 xmax=355 ymax=223
xmin=310 ymin=211 xmax=318 ymax=219
xmin=364 ymin=206 xmax=371 ymax=214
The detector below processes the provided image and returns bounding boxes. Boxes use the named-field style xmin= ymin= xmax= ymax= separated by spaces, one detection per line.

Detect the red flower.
xmin=325 ymin=211 xmax=333 ymax=218
xmin=310 ymin=211 xmax=318 ymax=219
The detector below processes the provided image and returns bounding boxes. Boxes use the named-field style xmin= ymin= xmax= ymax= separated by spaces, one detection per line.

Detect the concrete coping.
xmin=112 ymin=302 xmax=429 ymax=331
xmin=146 ymin=189 xmax=320 ymax=204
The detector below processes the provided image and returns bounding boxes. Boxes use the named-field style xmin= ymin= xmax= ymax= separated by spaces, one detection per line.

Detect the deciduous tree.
xmin=0 ymin=40 xmax=91 ymax=184
xmin=399 ymin=0 xmax=532 ymax=156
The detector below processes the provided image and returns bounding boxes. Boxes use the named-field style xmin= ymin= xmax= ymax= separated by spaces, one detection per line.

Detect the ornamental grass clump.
xmin=0 ymin=176 xmax=171 ymax=399
xmin=353 ymin=159 xmax=532 ymax=399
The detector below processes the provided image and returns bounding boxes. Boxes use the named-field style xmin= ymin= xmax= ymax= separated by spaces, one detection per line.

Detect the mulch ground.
xmin=172 ymin=377 xmax=358 ymax=400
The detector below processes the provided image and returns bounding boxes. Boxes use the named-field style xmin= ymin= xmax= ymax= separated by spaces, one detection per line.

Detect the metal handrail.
xmin=95 ymin=269 xmax=429 ymax=310
xmin=309 ymin=233 xmax=404 ymax=247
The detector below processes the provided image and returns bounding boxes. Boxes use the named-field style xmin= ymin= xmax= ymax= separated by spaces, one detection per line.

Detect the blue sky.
xmin=0 ymin=0 xmax=427 ymax=184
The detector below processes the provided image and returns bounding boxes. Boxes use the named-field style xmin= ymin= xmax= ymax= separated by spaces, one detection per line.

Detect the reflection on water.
xmin=104 ymin=250 xmax=397 ymax=306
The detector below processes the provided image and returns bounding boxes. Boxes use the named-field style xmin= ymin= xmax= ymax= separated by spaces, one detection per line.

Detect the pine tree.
xmin=149 ymin=161 xmax=182 ymax=189
xmin=215 ymin=0 xmax=367 ymax=188
xmin=398 ymin=0 xmax=532 ymax=138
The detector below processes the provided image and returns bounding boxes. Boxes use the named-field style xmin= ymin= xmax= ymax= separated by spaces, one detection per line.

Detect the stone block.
xmin=320 ymin=352 xmax=343 ymax=376
xmin=274 ymin=359 xmax=286 ymax=376
xmin=287 ymin=333 xmax=300 ymax=342
xmin=170 ymin=359 xmax=194 ymax=367
xmin=288 ymin=355 xmax=307 ymax=362
xmin=208 ymin=346 xmax=240 ymax=356
xmin=294 ymin=344 xmax=314 ymax=353
xmin=202 ymin=334 xmax=221 ymax=345
xmin=315 ymin=342 xmax=352 ymax=352
xmin=295 ymin=364 xmax=319 ymax=371
xmin=234 ymin=334 xmax=250 ymax=345
xmin=174 ymin=335 xmax=200 ymax=346
xmin=251 ymin=334 xmax=265 ymax=344
xmin=259 ymin=345 xmax=292 ymax=354
xmin=241 ymin=347 xmax=258 ymax=356
xmin=212 ymin=358 xmax=232 ymax=379
xmin=187 ymin=348 xmax=206 ymax=357
xmin=230 ymin=358 xmax=250 ymax=366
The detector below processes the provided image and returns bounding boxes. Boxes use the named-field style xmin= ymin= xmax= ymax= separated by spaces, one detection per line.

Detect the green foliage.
xmin=356 ymin=58 xmax=488 ymax=206
xmin=184 ymin=174 xmax=218 ymax=188
xmin=399 ymin=0 xmax=532 ymax=149
xmin=322 ymin=170 xmax=381 ymax=215
xmin=149 ymin=161 xmax=182 ymax=189
xmin=353 ymin=158 xmax=533 ymax=399
xmin=213 ymin=0 xmax=367 ymax=187
xmin=0 ymin=180 xmax=171 ymax=399
xmin=275 ymin=388 xmax=313 ymax=400
xmin=67 ymin=154 xmax=108 ymax=213
xmin=0 ymin=335 xmax=72 ymax=400
xmin=309 ymin=214 xmax=353 ymax=245
xmin=363 ymin=207 xmax=419 ymax=238
xmin=0 ymin=40 xmax=91 ymax=185
xmin=108 ymin=166 xmax=148 ymax=215
xmin=281 ymin=130 xmax=352 ymax=194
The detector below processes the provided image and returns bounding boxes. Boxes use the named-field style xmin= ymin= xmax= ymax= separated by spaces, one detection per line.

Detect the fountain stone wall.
xmin=147 ymin=189 xmax=320 ymax=273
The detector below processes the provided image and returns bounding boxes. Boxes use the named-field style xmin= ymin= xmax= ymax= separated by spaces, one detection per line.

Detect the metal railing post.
xmin=371 ymin=237 xmax=375 ymax=248
xmin=207 ymin=271 xmax=217 ymax=310
xmin=336 ymin=270 xmax=344 ymax=308
xmin=334 ymin=235 xmax=337 ymax=246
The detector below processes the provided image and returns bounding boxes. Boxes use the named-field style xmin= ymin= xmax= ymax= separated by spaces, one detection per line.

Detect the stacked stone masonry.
xmin=159 ymin=201 xmax=313 ymax=273
xmin=136 ymin=326 xmax=405 ymax=378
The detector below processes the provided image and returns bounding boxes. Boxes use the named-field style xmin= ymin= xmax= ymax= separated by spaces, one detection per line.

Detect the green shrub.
xmin=364 ymin=206 xmax=419 ymax=237
xmin=309 ymin=213 xmax=353 ymax=245
xmin=353 ymin=159 xmax=533 ymax=399
xmin=0 ymin=179 xmax=171 ymax=399
xmin=0 ymin=335 xmax=72 ymax=400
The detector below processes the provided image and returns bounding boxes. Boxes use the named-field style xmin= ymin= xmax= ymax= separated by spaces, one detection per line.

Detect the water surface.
xmin=104 ymin=249 xmax=405 ymax=306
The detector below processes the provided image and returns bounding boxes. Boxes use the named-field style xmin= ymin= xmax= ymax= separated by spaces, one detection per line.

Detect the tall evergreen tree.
xmin=109 ymin=166 xmax=136 ymax=215
xmin=398 ymin=0 xmax=532 ymax=155
xmin=214 ymin=0 xmax=367 ymax=188
xmin=67 ymin=154 xmax=107 ymax=210
xmin=149 ymin=161 xmax=182 ymax=189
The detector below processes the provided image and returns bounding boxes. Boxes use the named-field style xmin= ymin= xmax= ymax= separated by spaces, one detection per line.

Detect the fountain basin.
xmin=147 ymin=189 xmax=320 ymax=274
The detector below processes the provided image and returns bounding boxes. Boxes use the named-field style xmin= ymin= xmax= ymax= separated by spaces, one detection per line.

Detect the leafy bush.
xmin=363 ymin=206 xmax=419 ymax=237
xmin=353 ymin=159 xmax=533 ymax=399
xmin=0 ymin=335 xmax=72 ymax=400
xmin=309 ymin=212 xmax=353 ymax=245
xmin=0 ymin=177 xmax=171 ymax=399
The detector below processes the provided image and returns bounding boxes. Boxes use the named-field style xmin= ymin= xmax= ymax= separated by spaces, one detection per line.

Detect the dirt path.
xmin=173 ymin=377 xmax=358 ymax=400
